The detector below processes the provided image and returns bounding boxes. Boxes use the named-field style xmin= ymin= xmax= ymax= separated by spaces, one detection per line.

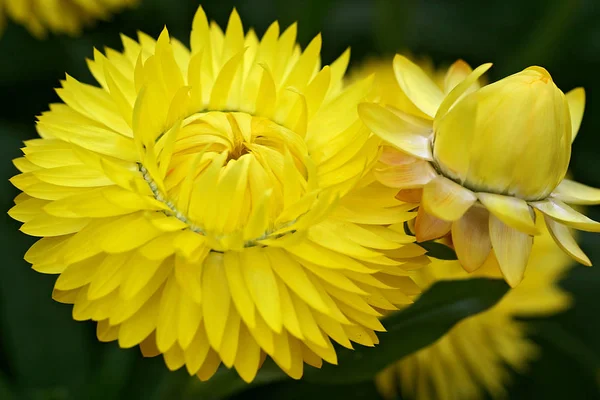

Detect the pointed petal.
xmin=565 ymin=87 xmax=585 ymax=142
xmin=392 ymin=54 xmax=444 ymax=118
xmin=477 ymin=192 xmax=539 ymax=235
xmin=358 ymin=103 xmax=432 ymax=160
xmin=414 ymin=207 xmax=451 ymax=242
xmin=375 ymin=160 xmax=436 ymax=189
xmin=435 ymin=62 xmax=492 ymax=120
xmin=489 ymin=214 xmax=533 ymax=287
xmin=552 ymin=179 xmax=600 ymax=205
xmin=422 ymin=176 xmax=477 ymax=221
xmin=202 ymin=252 xmax=231 ymax=351
xmin=241 ymin=248 xmax=283 ymax=333
xmin=395 ymin=188 xmax=422 ymax=203
xmin=533 ymin=199 xmax=600 ymax=232
xmin=443 ymin=60 xmax=473 ymax=94
xmin=544 ymin=215 xmax=591 ymax=266
xmin=451 ymin=207 xmax=491 ymax=272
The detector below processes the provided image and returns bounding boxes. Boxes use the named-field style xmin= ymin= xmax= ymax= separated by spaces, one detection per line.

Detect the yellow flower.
xmin=376 ymin=218 xmax=573 ymax=400
xmin=0 ymin=0 xmax=138 ymax=38
xmin=8 ymin=7 xmax=426 ymax=382
xmin=359 ymin=55 xmax=599 ymax=287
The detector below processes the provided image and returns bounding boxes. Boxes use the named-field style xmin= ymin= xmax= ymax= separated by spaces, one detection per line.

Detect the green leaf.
xmin=419 ymin=241 xmax=458 ymax=260
xmin=302 ymin=278 xmax=509 ymax=384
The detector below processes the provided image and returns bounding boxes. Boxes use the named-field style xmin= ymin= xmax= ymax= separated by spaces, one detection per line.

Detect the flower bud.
xmin=433 ymin=66 xmax=572 ymax=200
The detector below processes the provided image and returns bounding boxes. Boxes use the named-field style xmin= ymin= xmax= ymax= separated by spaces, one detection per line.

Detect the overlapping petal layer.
xmin=8 ymin=8 xmax=428 ymax=382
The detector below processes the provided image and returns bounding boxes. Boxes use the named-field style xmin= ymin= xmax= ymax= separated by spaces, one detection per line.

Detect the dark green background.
xmin=1 ymin=0 xmax=599 ymax=399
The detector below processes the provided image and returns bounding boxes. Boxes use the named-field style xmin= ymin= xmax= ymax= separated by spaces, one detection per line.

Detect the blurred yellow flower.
xmin=0 ymin=0 xmax=138 ymax=37
xmin=359 ymin=55 xmax=599 ymax=287
xmin=376 ymin=217 xmax=573 ymax=400
xmin=8 ymin=7 xmax=427 ymax=382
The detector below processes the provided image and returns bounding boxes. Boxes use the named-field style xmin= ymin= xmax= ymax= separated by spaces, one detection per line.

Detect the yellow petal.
xmin=290 ymin=291 xmax=327 ymax=348
xmin=8 ymin=197 xmax=49 ymax=223
xmin=532 ymin=199 xmax=600 ymax=232
xmin=451 ymin=207 xmax=491 ymax=272
xmin=393 ymin=54 xmax=444 ymax=118
xmin=422 ymin=176 xmax=477 ymax=221
xmin=358 ymin=103 xmax=432 ymax=160
xmin=241 ymin=247 xmax=283 ymax=333
xmin=267 ymin=248 xmax=328 ymax=314
xmin=219 ymin=310 xmax=242 ymax=368
xmin=374 ymin=160 xmax=437 ymax=189
xmin=544 ymin=215 xmax=591 ymax=266
xmin=223 ymin=251 xmax=256 ymax=327
xmin=156 ymin=277 xmax=181 ymax=353
xmin=163 ymin=345 xmax=185 ymax=371
xmin=196 ymin=350 xmax=221 ymax=381
xmin=87 ymin=253 xmax=130 ymax=300
xmin=565 ymin=87 xmax=585 ymax=142
xmin=285 ymin=240 xmax=377 ymax=274
xmin=54 ymin=254 xmax=103 ymax=291
xmin=233 ymin=325 xmax=261 ymax=383
xmin=414 ymin=207 xmax=451 ymax=242
xmin=552 ymin=179 xmax=600 ymax=205
xmin=477 ymin=192 xmax=539 ymax=235
xmin=177 ymin=291 xmax=203 ymax=349
xmin=202 ymin=252 xmax=231 ymax=351
xmin=435 ymin=62 xmax=492 ymax=120
xmin=100 ymin=213 xmax=163 ymax=253
xmin=118 ymin=291 xmax=161 ymax=348
xmin=120 ymin=253 xmax=162 ymax=300
xmin=184 ymin=326 xmax=211 ymax=375
xmin=443 ymin=59 xmax=473 ymax=94
xmin=20 ymin=214 xmax=90 ymax=237
xmin=489 ymin=214 xmax=533 ymax=287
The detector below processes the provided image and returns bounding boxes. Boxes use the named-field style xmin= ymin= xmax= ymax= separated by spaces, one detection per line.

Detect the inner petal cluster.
xmin=140 ymin=111 xmax=316 ymax=251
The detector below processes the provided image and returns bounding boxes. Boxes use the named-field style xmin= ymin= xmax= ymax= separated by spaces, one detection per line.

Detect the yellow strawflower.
xmin=359 ymin=55 xmax=599 ymax=287
xmin=376 ymin=217 xmax=572 ymax=400
xmin=8 ymin=7 xmax=427 ymax=382
xmin=0 ymin=0 xmax=138 ymax=37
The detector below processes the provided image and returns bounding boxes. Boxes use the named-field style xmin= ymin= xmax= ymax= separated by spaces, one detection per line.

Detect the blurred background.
xmin=0 ymin=0 xmax=599 ymax=399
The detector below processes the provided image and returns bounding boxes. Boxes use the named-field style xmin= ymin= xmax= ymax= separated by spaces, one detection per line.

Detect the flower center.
xmin=141 ymin=111 xmax=316 ymax=251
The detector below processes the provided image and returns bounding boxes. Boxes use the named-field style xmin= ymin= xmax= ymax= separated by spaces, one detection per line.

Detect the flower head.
xmin=8 ymin=8 xmax=426 ymax=382
xmin=376 ymin=218 xmax=573 ymax=400
xmin=0 ymin=0 xmax=138 ymax=37
xmin=434 ymin=66 xmax=571 ymax=200
xmin=359 ymin=55 xmax=599 ymax=287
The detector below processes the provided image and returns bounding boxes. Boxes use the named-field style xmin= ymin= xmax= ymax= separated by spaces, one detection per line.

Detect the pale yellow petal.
xmin=477 ymin=192 xmax=539 ymax=235
xmin=443 ymin=60 xmax=473 ymax=94
xmin=544 ymin=215 xmax=591 ymax=266
xmin=358 ymin=103 xmax=432 ymax=160
xmin=565 ymin=87 xmax=585 ymax=142
xmin=414 ymin=207 xmax=451 ymax=242
xmin=451 ymin=207 xmax=492 ymax=272
xmin=393 ymin=54 xmax=444 ymax=118
xmin=489 ymin=214 xmax=533 ymax=287
xmin=533 ymin=199 xmax=600 ymax=232
xmin=374 ymin=160 xmax=437 ymax=189
xmin=552 ymin=179 xmax=600 ymax=205
xmin=422 ymin=176 xmax=477 ymax=221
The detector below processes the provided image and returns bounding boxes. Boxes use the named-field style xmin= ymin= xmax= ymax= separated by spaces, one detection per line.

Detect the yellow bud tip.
xmin=525 ymin=66 xmax=553 ymax=83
